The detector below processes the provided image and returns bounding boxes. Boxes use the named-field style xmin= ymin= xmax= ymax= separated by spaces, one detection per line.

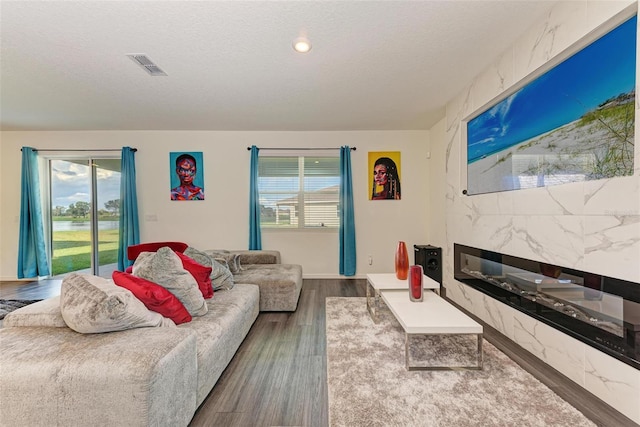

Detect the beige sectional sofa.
xmin=0 ymin=249 xmax=302 ymax=427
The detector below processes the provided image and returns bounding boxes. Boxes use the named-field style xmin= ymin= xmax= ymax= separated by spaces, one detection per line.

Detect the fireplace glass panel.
xmin=460 ymin=253 xmax=624 ymax=338
xmin=454 ymin=243 xmax=640 ymax=370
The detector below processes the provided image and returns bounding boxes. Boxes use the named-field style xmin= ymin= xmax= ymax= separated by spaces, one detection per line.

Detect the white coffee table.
xmin=381 ymin=290 xmax=483 ymax=371
xmin=366 ymin=273 xmax=439 ymax=323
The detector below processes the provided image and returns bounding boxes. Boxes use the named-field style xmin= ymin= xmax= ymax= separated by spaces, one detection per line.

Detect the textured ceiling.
xmin=0 ymin=1 xmax=557 ymax=131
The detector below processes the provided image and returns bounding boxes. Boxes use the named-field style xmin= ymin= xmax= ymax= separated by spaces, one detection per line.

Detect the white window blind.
xmin=258 ymin=156 xmax=340 ymax=229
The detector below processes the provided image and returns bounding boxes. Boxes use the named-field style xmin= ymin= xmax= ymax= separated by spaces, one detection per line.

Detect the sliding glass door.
xmin=49 ymin=158 xmax=121 ymax=278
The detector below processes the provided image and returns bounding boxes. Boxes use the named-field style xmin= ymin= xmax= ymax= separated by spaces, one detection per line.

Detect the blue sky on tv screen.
xmin=467 ymin=15 xmax=637 ymax=164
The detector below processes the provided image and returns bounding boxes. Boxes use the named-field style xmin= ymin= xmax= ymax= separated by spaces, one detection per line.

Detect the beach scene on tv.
xmin=466 ymin=16 xmax=636 ymax=196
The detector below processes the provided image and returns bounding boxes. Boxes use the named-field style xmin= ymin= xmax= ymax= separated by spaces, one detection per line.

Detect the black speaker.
xmin=414 ymin=245 xmax=442 ymax=286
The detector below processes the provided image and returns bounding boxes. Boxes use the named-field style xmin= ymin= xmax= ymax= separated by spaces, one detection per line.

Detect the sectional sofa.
xmin=0 ymin=248 xmax=302 ymax=427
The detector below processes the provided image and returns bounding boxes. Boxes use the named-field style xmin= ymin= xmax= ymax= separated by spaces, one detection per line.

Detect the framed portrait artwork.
xmin=368 ymin=151 xmax=401 ymax=200
xmin=169 ymin=151 xmax=205 ymax=201
xmin=465 ymin=15 xmax=636 ymax=195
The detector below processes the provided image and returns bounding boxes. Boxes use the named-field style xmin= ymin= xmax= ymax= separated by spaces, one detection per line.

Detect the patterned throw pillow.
xmin=183 ymin=247 xmax=235 ymax=291
xmin=60 ymin=273 xmax=175 ymax=334
xmin=112 ymin=271 xmax=192 ymax=325
xmin=132 ymin=247 xmax=208 ymax=317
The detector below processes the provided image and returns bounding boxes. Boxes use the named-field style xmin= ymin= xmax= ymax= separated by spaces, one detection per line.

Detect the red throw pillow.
xmin=175 ymin=252 xmax=214 ymax=299
xmin=127 ymin=241 xmax=188 ymax=261
xmin=112 ymin=271 xmax=192 ymax=324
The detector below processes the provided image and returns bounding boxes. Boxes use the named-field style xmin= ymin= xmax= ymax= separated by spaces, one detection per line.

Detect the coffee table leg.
xmin=366 ymin=280 xmax=375 ymax=321
xmin=477 ymin=333 xmax=483 ymax=370
xmin=405 ymin=333 xmax=484 ymax=371
xmin=366 ymin=281 xmax=382 ymax=323
xmin=405 ymin=333 xmax=411 ymax=370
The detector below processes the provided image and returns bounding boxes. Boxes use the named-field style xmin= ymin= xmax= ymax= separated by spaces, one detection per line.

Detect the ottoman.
xmin=233 ymin=264 xmax=303 ymax=311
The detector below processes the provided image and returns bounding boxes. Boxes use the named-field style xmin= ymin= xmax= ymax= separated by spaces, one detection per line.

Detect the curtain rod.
xmin=246 ymin=146 xmax=356 ymax=151
xmin=21 ymin=148 xmax=137 ymax=152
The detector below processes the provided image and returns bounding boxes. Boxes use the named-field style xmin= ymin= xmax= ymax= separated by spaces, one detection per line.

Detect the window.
xmin=258 ymin=156 xmax=340 ymax=229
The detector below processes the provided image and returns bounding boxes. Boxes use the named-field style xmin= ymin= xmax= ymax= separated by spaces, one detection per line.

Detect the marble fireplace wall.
xmin=432 ymin=1 xmax=640 ymax=423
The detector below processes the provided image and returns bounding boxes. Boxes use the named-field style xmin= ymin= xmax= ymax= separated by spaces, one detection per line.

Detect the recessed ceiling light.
xmin=293 ymin=37 xmax=312 ymax=53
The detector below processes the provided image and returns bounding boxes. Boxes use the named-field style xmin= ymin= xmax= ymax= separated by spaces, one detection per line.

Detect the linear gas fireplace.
xmin=454 ymin=243 xmax=640 ymax=370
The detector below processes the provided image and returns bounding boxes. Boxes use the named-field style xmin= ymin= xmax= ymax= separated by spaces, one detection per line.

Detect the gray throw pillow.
xmin=210 ymin=258 xmax=235 ymax=291
xmin=205 ymin=250 xmax=242 ymax=274
xmin=60 ymin=273 xmax=175 ymax=334
xmin=133 ymin=247 xmax=208 ymax=317
xmin=183 ymin=246 xmax=213 ymax=268
xmin=184 ymin=246 xmax=234 ymax=291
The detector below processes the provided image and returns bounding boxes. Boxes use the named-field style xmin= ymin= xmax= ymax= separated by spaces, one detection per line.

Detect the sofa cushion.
xmin=133 ymin=247 xmax=208 ymax=317
xmin=175 ymin=252 xmax=214 ymax=299
xmin=2 ymin=296 xmax=67 ymax=328
xmin=184 ymin=247 xmax=234 ymax=291
xmin=231 ymin=250 xmax=281 ymax=265
xmin=60 ymin=273 xmax=175 ymax=334
xmin=112 ymin=271 xmax=192 ymax=325
xmin=178 ymin=283 xmax=259 ymax=406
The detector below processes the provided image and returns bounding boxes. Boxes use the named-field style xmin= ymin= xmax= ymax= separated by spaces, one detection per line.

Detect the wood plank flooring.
xmin=0 ymin=279 xmax=62 ymax=300
xmin=190 ymin=278 xmax=363 ymax=427
xmin=0 ymin=278 xmax=635 ymax=427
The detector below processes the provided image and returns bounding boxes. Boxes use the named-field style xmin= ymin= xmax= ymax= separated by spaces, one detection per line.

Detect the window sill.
xmin=261 ymin=227 xmax=338 ymax=233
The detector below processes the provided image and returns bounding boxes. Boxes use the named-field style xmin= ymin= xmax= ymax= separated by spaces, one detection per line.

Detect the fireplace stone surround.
xmin=454 ymin=243 xmax=640 ymax=370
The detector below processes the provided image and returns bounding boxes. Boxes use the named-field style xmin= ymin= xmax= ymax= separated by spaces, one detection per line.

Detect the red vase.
xmin=409 ymin=265 xmax=424 ymax=302
xmin=395 ymin=241 xmax=409 ymax=280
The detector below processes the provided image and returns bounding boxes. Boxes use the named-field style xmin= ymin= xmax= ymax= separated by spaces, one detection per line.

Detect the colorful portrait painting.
xmin=169 ymin=152 xmax=205 ymax=201
xmin=368 ymin=151 xmax=401 ymax=200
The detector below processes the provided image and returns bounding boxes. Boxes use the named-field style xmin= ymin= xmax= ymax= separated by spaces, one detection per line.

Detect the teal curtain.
xmin=117 ymin=147 xmax=140 ymax=271
xmin=339 ymin=146 xmax=356 ymax=276
xmin=249 ymin=145 xmax=262 ymax=249
xmin=17 ymin=147 xmax=50 ymax=278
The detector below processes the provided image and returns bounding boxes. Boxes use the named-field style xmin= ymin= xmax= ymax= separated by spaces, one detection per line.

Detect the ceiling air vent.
xmin=126 ymin=54 xmax=167 ymax=76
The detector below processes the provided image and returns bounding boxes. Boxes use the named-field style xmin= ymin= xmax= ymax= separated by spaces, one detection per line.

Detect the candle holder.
xmin=409 ymin=265 xmax=423 ymax=302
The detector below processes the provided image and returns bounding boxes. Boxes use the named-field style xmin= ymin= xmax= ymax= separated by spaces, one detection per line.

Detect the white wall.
xmin=0 ymin=130 xmax=432 ymax=280
xmin=429 ymin=0 xmax=640 ymax=422
xmin=427 ymin=118 xmax=447 ymax=251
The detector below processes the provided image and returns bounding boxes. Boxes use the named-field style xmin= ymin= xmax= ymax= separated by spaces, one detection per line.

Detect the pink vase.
xmin=409 ymin=265 xmax=423 ymax=302
xmin=395 ymin=241 xmax=409 ymax=280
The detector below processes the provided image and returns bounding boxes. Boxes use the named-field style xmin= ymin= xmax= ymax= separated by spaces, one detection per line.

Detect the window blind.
xmin=258 ymin=156 xmax=340 ymax=228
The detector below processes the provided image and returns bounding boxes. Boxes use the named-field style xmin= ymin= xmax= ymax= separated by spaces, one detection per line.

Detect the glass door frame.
xmin=45 ymin=153 xmax=121 ymax=278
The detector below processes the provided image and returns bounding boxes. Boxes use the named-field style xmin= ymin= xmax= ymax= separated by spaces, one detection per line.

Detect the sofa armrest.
xmin=230 ymin=250 xmax=281 ymax=265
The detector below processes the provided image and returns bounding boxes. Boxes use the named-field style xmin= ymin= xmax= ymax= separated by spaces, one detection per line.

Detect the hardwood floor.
xmin=0 ymin=279 xmax=62 ymax=300
xmin=1 ymin=278 xmax=635 ymax=426
xmin=190 ymin=278 xmax=364 ymax=427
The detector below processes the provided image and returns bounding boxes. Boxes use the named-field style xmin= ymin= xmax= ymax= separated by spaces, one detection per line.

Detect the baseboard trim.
xmin=0 ymin=277 xmax=32 ymax=282
xmin=303 ymin=274 xmax=367 ymax=280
